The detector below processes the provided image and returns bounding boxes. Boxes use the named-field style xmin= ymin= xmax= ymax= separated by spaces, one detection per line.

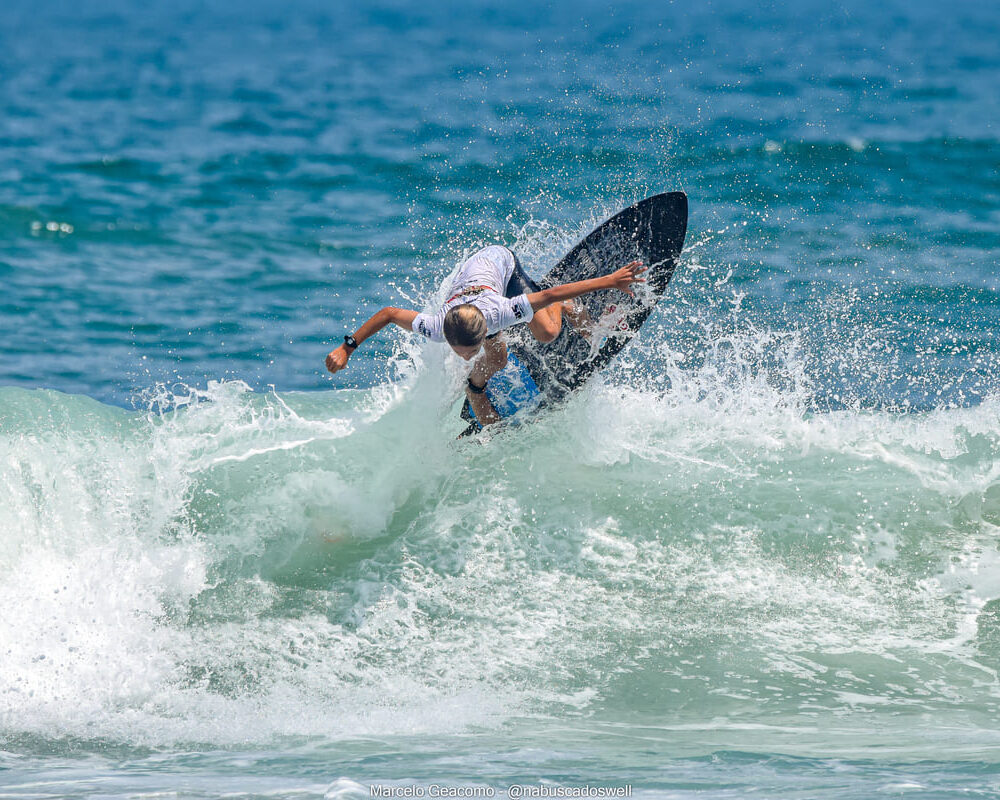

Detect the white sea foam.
xmin=2 ymin=308 xmax=1000 ymax=756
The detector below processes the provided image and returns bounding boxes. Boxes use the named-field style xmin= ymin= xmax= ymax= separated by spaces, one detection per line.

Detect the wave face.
xmin=4 ymin=333 xmax=1000 ymax=764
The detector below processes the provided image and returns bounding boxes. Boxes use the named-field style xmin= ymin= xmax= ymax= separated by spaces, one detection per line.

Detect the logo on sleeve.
xmin=512 ymin=302 xmax=524 ymax=320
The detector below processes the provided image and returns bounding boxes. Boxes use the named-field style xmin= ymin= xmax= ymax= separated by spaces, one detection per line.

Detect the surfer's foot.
xmin=562 ymin=300 xmax=595 ymax=341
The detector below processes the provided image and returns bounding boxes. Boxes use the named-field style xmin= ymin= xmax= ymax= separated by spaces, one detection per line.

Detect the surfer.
xmin=325 ymin=245 xmax=645 ymax=425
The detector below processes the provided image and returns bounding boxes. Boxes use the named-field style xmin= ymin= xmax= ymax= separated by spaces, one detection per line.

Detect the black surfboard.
xmin=460 ymin=192 xmax=688 ymax=436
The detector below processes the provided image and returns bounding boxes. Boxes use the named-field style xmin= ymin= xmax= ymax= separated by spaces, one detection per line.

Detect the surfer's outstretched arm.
xmin=325 ymin=307 xmax=418 ymax=374
xmin=526 ymin=261 xmax=647 ymax=313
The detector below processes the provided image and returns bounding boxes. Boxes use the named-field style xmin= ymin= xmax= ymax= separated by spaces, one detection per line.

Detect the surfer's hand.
xmin=325 ymin=345 xmax=350 ymax=374
xmin=607 ymin=261 xmax=647 ymax=296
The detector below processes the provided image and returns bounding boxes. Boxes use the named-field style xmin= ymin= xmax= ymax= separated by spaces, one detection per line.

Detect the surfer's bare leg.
xmin=466 ymin=336 xmax=508 ymax=427
xmin=528 ymin=305 xmax=562 ymax=343
xmin=529 ymin=301 xmax=593 ymax=343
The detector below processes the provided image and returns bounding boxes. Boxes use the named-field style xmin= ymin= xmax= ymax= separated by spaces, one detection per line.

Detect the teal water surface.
xmin=2 ymin=0 xmax=1000 ymax=797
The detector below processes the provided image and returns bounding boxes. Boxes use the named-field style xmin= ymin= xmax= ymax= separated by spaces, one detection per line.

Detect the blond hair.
xmin=443 ymin=304 xmax=487 ymax=347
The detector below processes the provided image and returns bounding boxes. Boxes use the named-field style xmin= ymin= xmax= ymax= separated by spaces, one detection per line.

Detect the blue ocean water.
xmin=3 ymin=0 xmax=1000 ymax=797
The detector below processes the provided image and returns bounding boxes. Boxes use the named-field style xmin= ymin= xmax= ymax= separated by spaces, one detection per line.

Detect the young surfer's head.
xmin=443 ymin=304 xmax=487 ymax=360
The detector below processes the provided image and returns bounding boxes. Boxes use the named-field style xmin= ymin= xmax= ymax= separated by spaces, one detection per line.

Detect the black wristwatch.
xmin=344 ymin=335 xmax=358 ymax=350
xmin=467 ymin=376 xmax=487 ymax=395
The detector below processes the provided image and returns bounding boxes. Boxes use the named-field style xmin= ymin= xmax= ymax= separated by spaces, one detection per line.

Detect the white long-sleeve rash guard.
xmin=411 ymin=245 xmax=534 ymax=342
